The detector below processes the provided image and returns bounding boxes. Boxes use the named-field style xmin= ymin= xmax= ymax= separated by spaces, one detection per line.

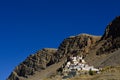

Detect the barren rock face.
xmin=97 ymin=16 xmax=120 ymax=55
xmin=56 ymin=34 xmax=101 ymax=59
xmin=102 ymin=16 xmax=120 ymax=39
xmin=7 ymin=34 xmax=101 ymax=80
xmin=7 ymin=48 xmax=57 ymax=80
xmin=7 ymin=16 xmax=120 ymax=80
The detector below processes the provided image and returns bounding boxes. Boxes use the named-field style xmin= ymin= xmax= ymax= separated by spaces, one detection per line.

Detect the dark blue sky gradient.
xmin=0 ymin=0 xmax=120 ymax=79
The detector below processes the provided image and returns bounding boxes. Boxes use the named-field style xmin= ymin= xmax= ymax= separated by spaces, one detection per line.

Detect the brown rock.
xmin=56 ymin=34 xmax=101 ymax=59
xmin=7 ymin=48 xmax=57 ymax=80
xmin=7 ymin=16 xmax=120 ymax=80
xmin=97 ymin=16 xmax=120 ymax=55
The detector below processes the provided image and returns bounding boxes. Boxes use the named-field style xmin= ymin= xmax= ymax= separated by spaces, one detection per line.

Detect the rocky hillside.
xmin=8 ymin=34 xmax=101 ymax=80
xmin=100 ymin=49 xmax=120 ymax=67
xmin=97 ymin=16 xmax=120 ymax=55
xmin=7 ymin=16 xmax=120 ymax=80
xmin=56 ymin=34 xmax=101 ymax=60
xmin=7 ymin=48 xmax=57 ymax=80
xmin=85 ymin=16 xmax=120 ymax=67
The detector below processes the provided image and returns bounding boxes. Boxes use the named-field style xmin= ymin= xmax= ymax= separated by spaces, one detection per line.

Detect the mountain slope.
xmin=7 ymin=16 xmax=120 ymax=80
xmin=100 ymin=49 xmax=120 ymax=67
xmin=7 ymin=34 xmax=101 ymax=80
xmin=97 ymin=16 xmax=120 ymax=54
xmin=7 ymin=48 xmax=57 ymax=80
xmin=85 ymin=16 xmax=120 ymax=67
xmin=56 ymin=34 xmax=101 ymax=59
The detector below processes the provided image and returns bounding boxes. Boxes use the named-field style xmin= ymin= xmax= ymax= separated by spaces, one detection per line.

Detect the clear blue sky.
xmin=0 ymin=0 xmax=120 ymax=79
